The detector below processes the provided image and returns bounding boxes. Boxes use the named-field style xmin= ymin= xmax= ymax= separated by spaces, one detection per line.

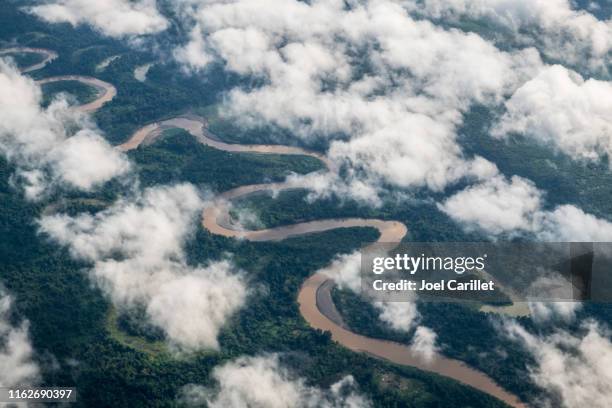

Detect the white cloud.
xmin=494 ymin=65 xmax=612 ymax=162
xmin=172 ymin=0 xmax=543 ymax=202
xmin=536 ymin=204 xmax=612 ymax=242
xmin=134 ymin=63 xmax=153 ymax=82
xmin=284 ymin=171 xmax=385 ymax=207
xmin=48 ymin=130 xmax=131 ymax=190
xmin=180 ymin=354 xmax=370 ymax=408
xmin=28 ymin=0 xmax=168 ymax=38
xmin=440 ymin=175 xmax=612 ymax=241
xmin=319 ymin=251 xmax=362 ymax=293
xmin=39 ymin=184 xmax=247 ymax=351
xmin=410 ymin=326 xmax=439 ymax=364
xmin=0 ymin=289 xmax=39 ymax=389
xmin=416 ymin=0 xmax=612 ymax=72
xmin=438 ymin=175 xmax=543 ymax=235
xmin=505 ymin=320 xmax=612 ymax=408
xmin=174 ymin=25 xmax=214 ymax=71
xmin=0 ymin=60 xmax=130 ymax=199
xmin=374 ymin=301 xmax=419 ymax=333
xmin=528 ymin=302 xmax=581 ymax=323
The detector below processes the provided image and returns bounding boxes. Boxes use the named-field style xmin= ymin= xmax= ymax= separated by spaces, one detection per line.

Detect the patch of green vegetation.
xmin=231 ymin=188 xmax=482 ymax=242
xmin=460 ymin=106 xmax=612 ymax=221
xmin=332 ymin=287 xmax=540 ymax=403
xmin=41 ymin=80 xmax=98 ymax=108
xmin=130 ymin=128 xmax=325 ymax=192
xmin=3 ymin=51 xmax=44 ymax=69
xmin=198 ymin=104 xmax=332 ymax=152
xmin=71 ymin=45 xmax=108 ymax=65
xmin=105 ymin=307 xmax=168 ymax=358
xmin=230 ymin=187 xmax=541 ymax=402
xmin=43 ymin=198 xmax=109 ymax=217
xmin=91 ymin=53 xmax=242 ymax=145
xmin=375 ymin=371 xmax=432 ymax=405
xmin=0 ymin=146 xmax=512 ymax=407
xmin=200 ymin=104 xmax=301 ymax=146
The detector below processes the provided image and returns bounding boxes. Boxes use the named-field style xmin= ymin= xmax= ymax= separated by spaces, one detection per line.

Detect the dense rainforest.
xmin=1 ymin=1 xmax=611 ymax=407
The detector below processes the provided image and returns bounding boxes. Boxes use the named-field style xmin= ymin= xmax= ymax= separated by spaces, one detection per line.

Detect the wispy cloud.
xmin=0 ymin=289 xmax=39 ymax=388
xmin=505 ymin=320 xmax=612 ymax=408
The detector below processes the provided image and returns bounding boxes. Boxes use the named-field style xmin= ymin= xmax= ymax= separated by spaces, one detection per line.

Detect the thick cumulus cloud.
xmin=0 ymin=289 xmax=39 ymax=389
xmin=28 ymin=0 xmax=168 ymax=38
xmin=505 ymin=320 xmax=612 ymax=408
xmin=416 ymin=0 xmax=612 ymax=72
xmin=180 ymin=354 xmax=370 ymax=408
xmin=537 ymin=204 xmax=612 ymax=241
xmin=0 ymin=60 xmax=130 ymax=199
xmin=173 ymin=0 xmax=542 ymax=202
xmin=438 ymin=175 xmax=543 ymax=235
xmin=494 ymin=65 xmax=612 ymax=162
xmin=39 ymin=184 xmax=247 ymax=351
xmin=439 ymin=175 xmax=612 ymax=240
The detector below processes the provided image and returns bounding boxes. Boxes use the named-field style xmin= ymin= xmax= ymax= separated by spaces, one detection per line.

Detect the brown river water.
xmin=0 ymin=47 xmax=58 ymax=73
xmin=36 ymin=75 xmax=117 ymax=112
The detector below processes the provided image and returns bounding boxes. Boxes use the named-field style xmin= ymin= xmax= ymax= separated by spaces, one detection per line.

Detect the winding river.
xmin=0 ymin=46 xmax=57 ymax=73
xmin=121 ymin=117 xmax=526 ymax=408
xmin=0 ymin=47 xmax=116 ymax=112
xmin=36 ymin=75 xmax=117 ymax=112
xmin=4 ymin=47 xmax=526 ymax=408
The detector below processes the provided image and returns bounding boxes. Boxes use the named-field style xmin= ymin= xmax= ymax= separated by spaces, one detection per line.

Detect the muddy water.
xmin=117 ymin=123 xmax=162 ymax=152
xmin=36 ymin=75 xmax=117 ymax=112
xmin=0 ymin=47 xmax=58 ymax=73
xmin=122 ymin=117 xmax=526 ymax=408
